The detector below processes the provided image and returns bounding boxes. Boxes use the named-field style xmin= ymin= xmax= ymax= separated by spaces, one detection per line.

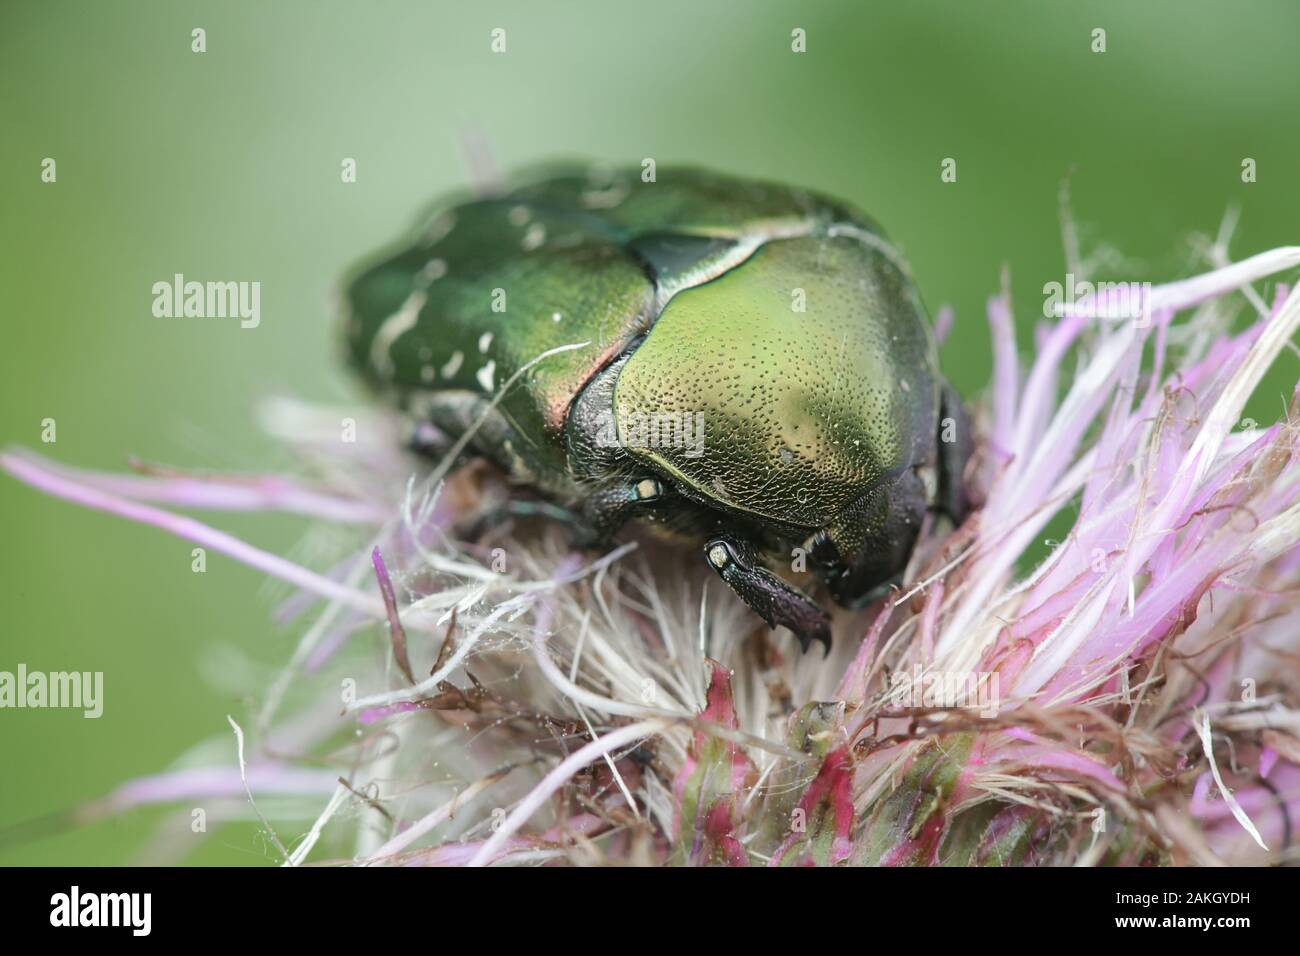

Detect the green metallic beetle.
xmin=342 ymin=164 xmax=970 ymax=654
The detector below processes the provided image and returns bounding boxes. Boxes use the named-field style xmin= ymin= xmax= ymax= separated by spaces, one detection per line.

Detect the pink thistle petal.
xmin=674 ymin=661 xmax=755 ymax=866
xmin=771 ymin=745 xmax=855 ymax=866
xmin=0 ymin=450 xmax=383 ymax=618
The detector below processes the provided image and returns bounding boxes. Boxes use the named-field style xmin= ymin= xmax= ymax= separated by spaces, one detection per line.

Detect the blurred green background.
xmin=1 ymin=0 xmax=1297 ymax=864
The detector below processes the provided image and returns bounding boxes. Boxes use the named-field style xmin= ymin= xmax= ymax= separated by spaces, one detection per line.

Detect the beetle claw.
xmin=796 ymin=619 xmax=834 ymax=658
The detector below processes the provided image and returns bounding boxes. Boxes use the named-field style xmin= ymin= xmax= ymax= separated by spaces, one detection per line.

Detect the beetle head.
xmin=806 ymin=466 xmax=931 ymax=607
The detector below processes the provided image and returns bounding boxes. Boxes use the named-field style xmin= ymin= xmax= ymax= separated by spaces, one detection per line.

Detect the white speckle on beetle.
xmin=441 ymin=350 xmax=463 ymax=378
xmin=478 ymin=331 xmax=493 ymax=353
xmin=522 ymin=223 xmax=546 ymax=251
xmin=420 ymin=363 xmax=436 ymax=383
xmin=369 ymin=290 xmax=426 ymax=374
xmin=900 ymin=379 xmax=910 ymax=392
xmin=508 ymin=205 xmax=531 ymax=226
xmin=416 ymin=257 xmax=448 ymax=286
xmin=476 ymin=359 xmax=497 ymax=392
xmin=707 ymin=544 xmax=730 ymax=568
xmin=582 ymin=183 xmax=630 ymax=209
xmin=552 ymin=311 xmax=563 ymax=322
xmin=418 ymin=346 xmax=432 ymax=361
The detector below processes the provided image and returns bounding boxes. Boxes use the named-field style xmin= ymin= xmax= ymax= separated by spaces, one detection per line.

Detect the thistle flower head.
xmin=5 ymin=233 xmax=1300 ymax=867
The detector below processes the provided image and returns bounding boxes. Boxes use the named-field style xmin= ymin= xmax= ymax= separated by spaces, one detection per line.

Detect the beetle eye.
xmin=634 ymin=478 xmax=662 ymax=501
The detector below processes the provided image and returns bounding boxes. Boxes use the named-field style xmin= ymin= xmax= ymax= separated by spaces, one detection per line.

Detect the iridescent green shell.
xmin=615 ymin=231 xmax=936 ymax=527
xmin=343 ymin=165 xmax=937 ymax=524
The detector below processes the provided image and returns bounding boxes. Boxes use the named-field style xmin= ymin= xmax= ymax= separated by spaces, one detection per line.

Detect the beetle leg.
xmin=703 ymin=536 xmax=832 ymax=656
xmin=935 ymin=378 xmax=974 ymax=523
